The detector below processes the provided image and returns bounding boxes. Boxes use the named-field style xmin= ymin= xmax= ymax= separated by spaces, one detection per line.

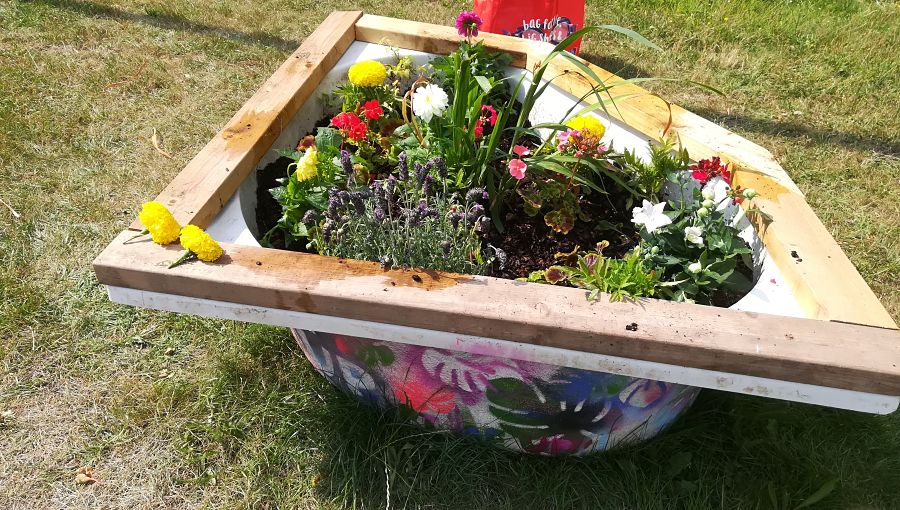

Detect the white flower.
xmin=703 ymin=177 xmax=731 ymax=211
xmin=412 ymin=84 xmax=449 ymax=123
xmin=631 ymin=199 xmax=672 ymax=234
xmin=684 ymin=226 xmax=704 ymax=245
xmin=688 ymin=262 xmax=703 ymax=274
xmin=701 ymin=188 xmax=715 ymax=200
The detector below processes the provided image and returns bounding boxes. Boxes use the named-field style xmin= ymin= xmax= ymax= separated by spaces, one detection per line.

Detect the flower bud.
xmin=697 ymin=207 xmax=709 ymax=217
xmin=701 ymin=199 xmax=714 ymax=209
xmin=701 ymin=188 xmax=715 ymax=200
xmin=744 ymin=188 xmax=758 ymax=199
xmin=650 ymin=246 xmax=659 ymax=255
xmin=688 ymin=262 xmax=702 ymax=274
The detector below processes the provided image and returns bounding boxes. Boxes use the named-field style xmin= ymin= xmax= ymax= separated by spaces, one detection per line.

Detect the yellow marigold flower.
xmin=179 ymin=225 xmax=223 ymax=262
xmin=293 ymin=146 xmax=318 ymax=182
xmin=566 ymin=115 xmax=606 ymax=139
xmin=138 ymin=201 xmax=181 ymax=245
xmin=348 ymin=60 xmax=387 ymax=87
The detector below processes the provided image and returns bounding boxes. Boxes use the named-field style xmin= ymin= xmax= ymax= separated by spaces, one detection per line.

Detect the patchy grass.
xmin=1 ymin=0 xmax=898 ymax=508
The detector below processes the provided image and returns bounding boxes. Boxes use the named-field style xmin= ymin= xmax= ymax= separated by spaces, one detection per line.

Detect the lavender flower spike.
xmin=465 ymin=187 xmax=487 ymax=204
xmin=433 ymin=156 xmax=447 ymax=179
xmin=398 ymin=152 xmax=409 ymax=180
xmin=340 ymin=150 xmax=352 ymax=175
xmin=414 ymin=162 xmax=427 ymax=190
xmin=301 ymin=210 xmax=320 ymax=224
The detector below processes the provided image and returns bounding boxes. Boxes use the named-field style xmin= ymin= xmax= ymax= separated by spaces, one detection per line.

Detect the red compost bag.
xmin=474 ymin=0 xmax=585 ymax=54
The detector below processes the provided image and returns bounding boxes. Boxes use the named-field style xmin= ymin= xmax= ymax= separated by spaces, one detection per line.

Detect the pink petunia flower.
xmin=508 ymin=159 xmax=527 ymax=180
xmin=513 ymin=145 xmax=531 ymax=157
xmin=455 ymin=11 xmax=483 ymax=38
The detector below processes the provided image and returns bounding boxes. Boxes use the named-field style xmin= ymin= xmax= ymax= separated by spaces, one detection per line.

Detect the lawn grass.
xmin=1 ymin=0 xmax=899 ymax=507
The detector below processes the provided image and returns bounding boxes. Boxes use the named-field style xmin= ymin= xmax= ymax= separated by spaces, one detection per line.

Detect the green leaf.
xmin=315 ymin=127 xmax=342 ymax=150
xmin=473 ymin=75 xmax=493 ymax=93
xmin=596 ymin=24 xmax=662 ymax=51
xmin=793 ymin=478 xmax=838 ymax=509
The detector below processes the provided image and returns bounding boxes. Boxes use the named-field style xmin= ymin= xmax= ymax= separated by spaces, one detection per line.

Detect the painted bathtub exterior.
xmin=295 ymin=329 xmax=700 ymax=455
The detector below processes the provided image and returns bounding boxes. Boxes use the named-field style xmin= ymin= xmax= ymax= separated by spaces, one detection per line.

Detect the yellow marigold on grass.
xmin=293 ymin=146 xmax=318 ymax=182
xmin=566 ymin=115 xmax=606 ymax=139
xmin=179 ymin=225 xmax=223 ymax=262
xmin=348 ymin=60 xmax=387 ymax=87
xmin=137 ymin=201 xmax=181 ymax=244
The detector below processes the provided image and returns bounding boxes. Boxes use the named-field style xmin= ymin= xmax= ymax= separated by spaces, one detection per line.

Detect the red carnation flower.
xmin=362 ymin=99 xmax=383 ymax=121
xmin=690 ymin=157 xmax=731 ymax=185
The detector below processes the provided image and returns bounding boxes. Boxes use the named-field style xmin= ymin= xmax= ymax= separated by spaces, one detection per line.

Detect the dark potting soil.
xmin=490 ymin=198 xmax=640 ymax=280
xmin=255 ymin=156 xmax=294 ymax=250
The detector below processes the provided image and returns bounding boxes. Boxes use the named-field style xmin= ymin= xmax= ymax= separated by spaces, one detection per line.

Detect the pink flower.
xmin=455 ymin=11 xmax=483 ymax=38
xmin=508 ymin=159 xmax=527 ymax=180
xmin=513 ymin=145 xmax=531 ymax=157
xmin=473 ymin=121 xmax=484 ymax=138
xmin=557 ymin=129 xmax=575 ymax=146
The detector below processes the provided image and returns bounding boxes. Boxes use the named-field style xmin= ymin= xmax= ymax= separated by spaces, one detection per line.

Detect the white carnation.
xmin=412 ymin=84 xmax=449 ymax=123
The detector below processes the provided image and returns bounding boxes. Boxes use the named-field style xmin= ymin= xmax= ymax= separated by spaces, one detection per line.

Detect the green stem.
xmin=168 ymin=251 xmax=197 ymax=269
xmin=123 ymin=229 xmax=149 ymax=243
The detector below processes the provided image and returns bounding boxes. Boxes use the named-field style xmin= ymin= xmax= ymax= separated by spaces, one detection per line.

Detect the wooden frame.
xmin=96 ymin=12 xmax=899 ymax=397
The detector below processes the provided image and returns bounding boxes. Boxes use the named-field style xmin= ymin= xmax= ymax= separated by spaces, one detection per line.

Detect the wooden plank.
xmin=354 ymin=14 xmax=539 ymax=68
xmin=131 ymin=10 xmax=363 ymax=231
xmin=94 ymin=230 xmax=900 ymax=395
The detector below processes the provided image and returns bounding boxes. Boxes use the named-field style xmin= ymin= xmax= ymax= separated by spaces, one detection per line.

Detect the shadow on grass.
xmin=29 ymin=0 xmax=300 ymax=52
xmin=166 ymin=326 xmax=900 ymax=509
xmin=579 ymin=52 xmax=652 ymax=81
xmin=687 ymin=107 xmax=900 ymax=156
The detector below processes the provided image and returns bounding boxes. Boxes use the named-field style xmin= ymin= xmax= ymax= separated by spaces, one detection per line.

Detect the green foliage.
xmin=423 ymin=41 xmax=510 ymax=188
xmin=617 ymin=137 xmax=690 ymax=201
xmin=262 ymin=130 xmax=344 ymax=249
xmin=642 ymin=190 xmax=754 ymax=304
xmin=516 ymin=175 xmax=583 ymax=235
xmin=521 ymin=245 xmax=659 ymax=302
xmin=430 ymin=42 xmax=511 ymax=99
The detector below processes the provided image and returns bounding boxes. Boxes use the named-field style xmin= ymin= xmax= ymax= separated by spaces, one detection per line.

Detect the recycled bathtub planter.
xmin=94 ymin=12 xmax=900 ymax=455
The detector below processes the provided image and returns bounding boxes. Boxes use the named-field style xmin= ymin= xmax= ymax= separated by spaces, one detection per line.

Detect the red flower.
xmin=689 ymin=157 xmax=731 ymax=185
xmin=362 ymin=99 xmax=383 ymax=121
xmin=473 ymin=121 xmax=484 ymax=138
xmin=331 ymin=111 xmax=368 ymax=141
xmin=480 ymin=104 xmax=498 ymax=126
